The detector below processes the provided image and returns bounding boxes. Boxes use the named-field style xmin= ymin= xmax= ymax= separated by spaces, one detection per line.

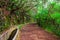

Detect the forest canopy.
xmin=0 ymin=0 xmax=60 ymax=37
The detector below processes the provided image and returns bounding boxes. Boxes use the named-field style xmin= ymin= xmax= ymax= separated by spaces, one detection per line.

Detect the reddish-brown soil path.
xmin=20 ymin=23 xmax=60 ymax=40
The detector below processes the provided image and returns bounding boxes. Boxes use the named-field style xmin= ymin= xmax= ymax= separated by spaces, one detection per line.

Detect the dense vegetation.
xmin=0 ymin=0 xmax=38 ymax=32
xmin=0 ymin=0 xmax=60 ymax=37
xmin=35 ymin=0 xmax=60 ymax=36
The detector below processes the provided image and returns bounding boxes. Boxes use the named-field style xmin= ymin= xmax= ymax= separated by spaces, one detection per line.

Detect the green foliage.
xmin=0 ymin=0 xmax=38 ymax=32
xmin=18 ymin=24 xmax=24 ymax=29
xmin=54 ymin=3 xmax=60 ymax=11
xmin=35 ymin=9 xmax=48 ymax=26
xmin=35 ymin=1 xmax=60 ymax=37
xmin=0 ymin=0 xmax=60 ymax=37
xmin=50 ymin=12 xmax=60 ymax=24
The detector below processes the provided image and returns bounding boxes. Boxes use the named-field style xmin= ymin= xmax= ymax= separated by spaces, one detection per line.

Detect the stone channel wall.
xmin=13 ymin=29 xmax=20 ymax=40
xmin=0 ymin=26 xmax=17 ymax=40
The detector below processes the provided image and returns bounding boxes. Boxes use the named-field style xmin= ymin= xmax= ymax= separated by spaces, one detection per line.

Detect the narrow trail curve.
xmin=20 ymin=23 xmax=60 ymax=40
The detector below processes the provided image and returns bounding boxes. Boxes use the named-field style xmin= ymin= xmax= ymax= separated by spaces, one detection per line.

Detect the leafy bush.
xmin=35 ymin=9 xmax=48 ymax=26
xmin=0 ymin=0 xmax=38 ymax=32
xmin=50 ymin=13 xmax=60 ymax=36
xmin=35 ymin=2 xmax=60 ymax=36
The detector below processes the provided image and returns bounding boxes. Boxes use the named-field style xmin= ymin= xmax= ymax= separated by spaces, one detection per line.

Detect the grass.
xmin=17 ymin=24 xmax=24 ymax=29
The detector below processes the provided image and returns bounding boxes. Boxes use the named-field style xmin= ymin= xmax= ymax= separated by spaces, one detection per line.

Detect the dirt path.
xmin=20 ymin=23 xmax=60 ymax=40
